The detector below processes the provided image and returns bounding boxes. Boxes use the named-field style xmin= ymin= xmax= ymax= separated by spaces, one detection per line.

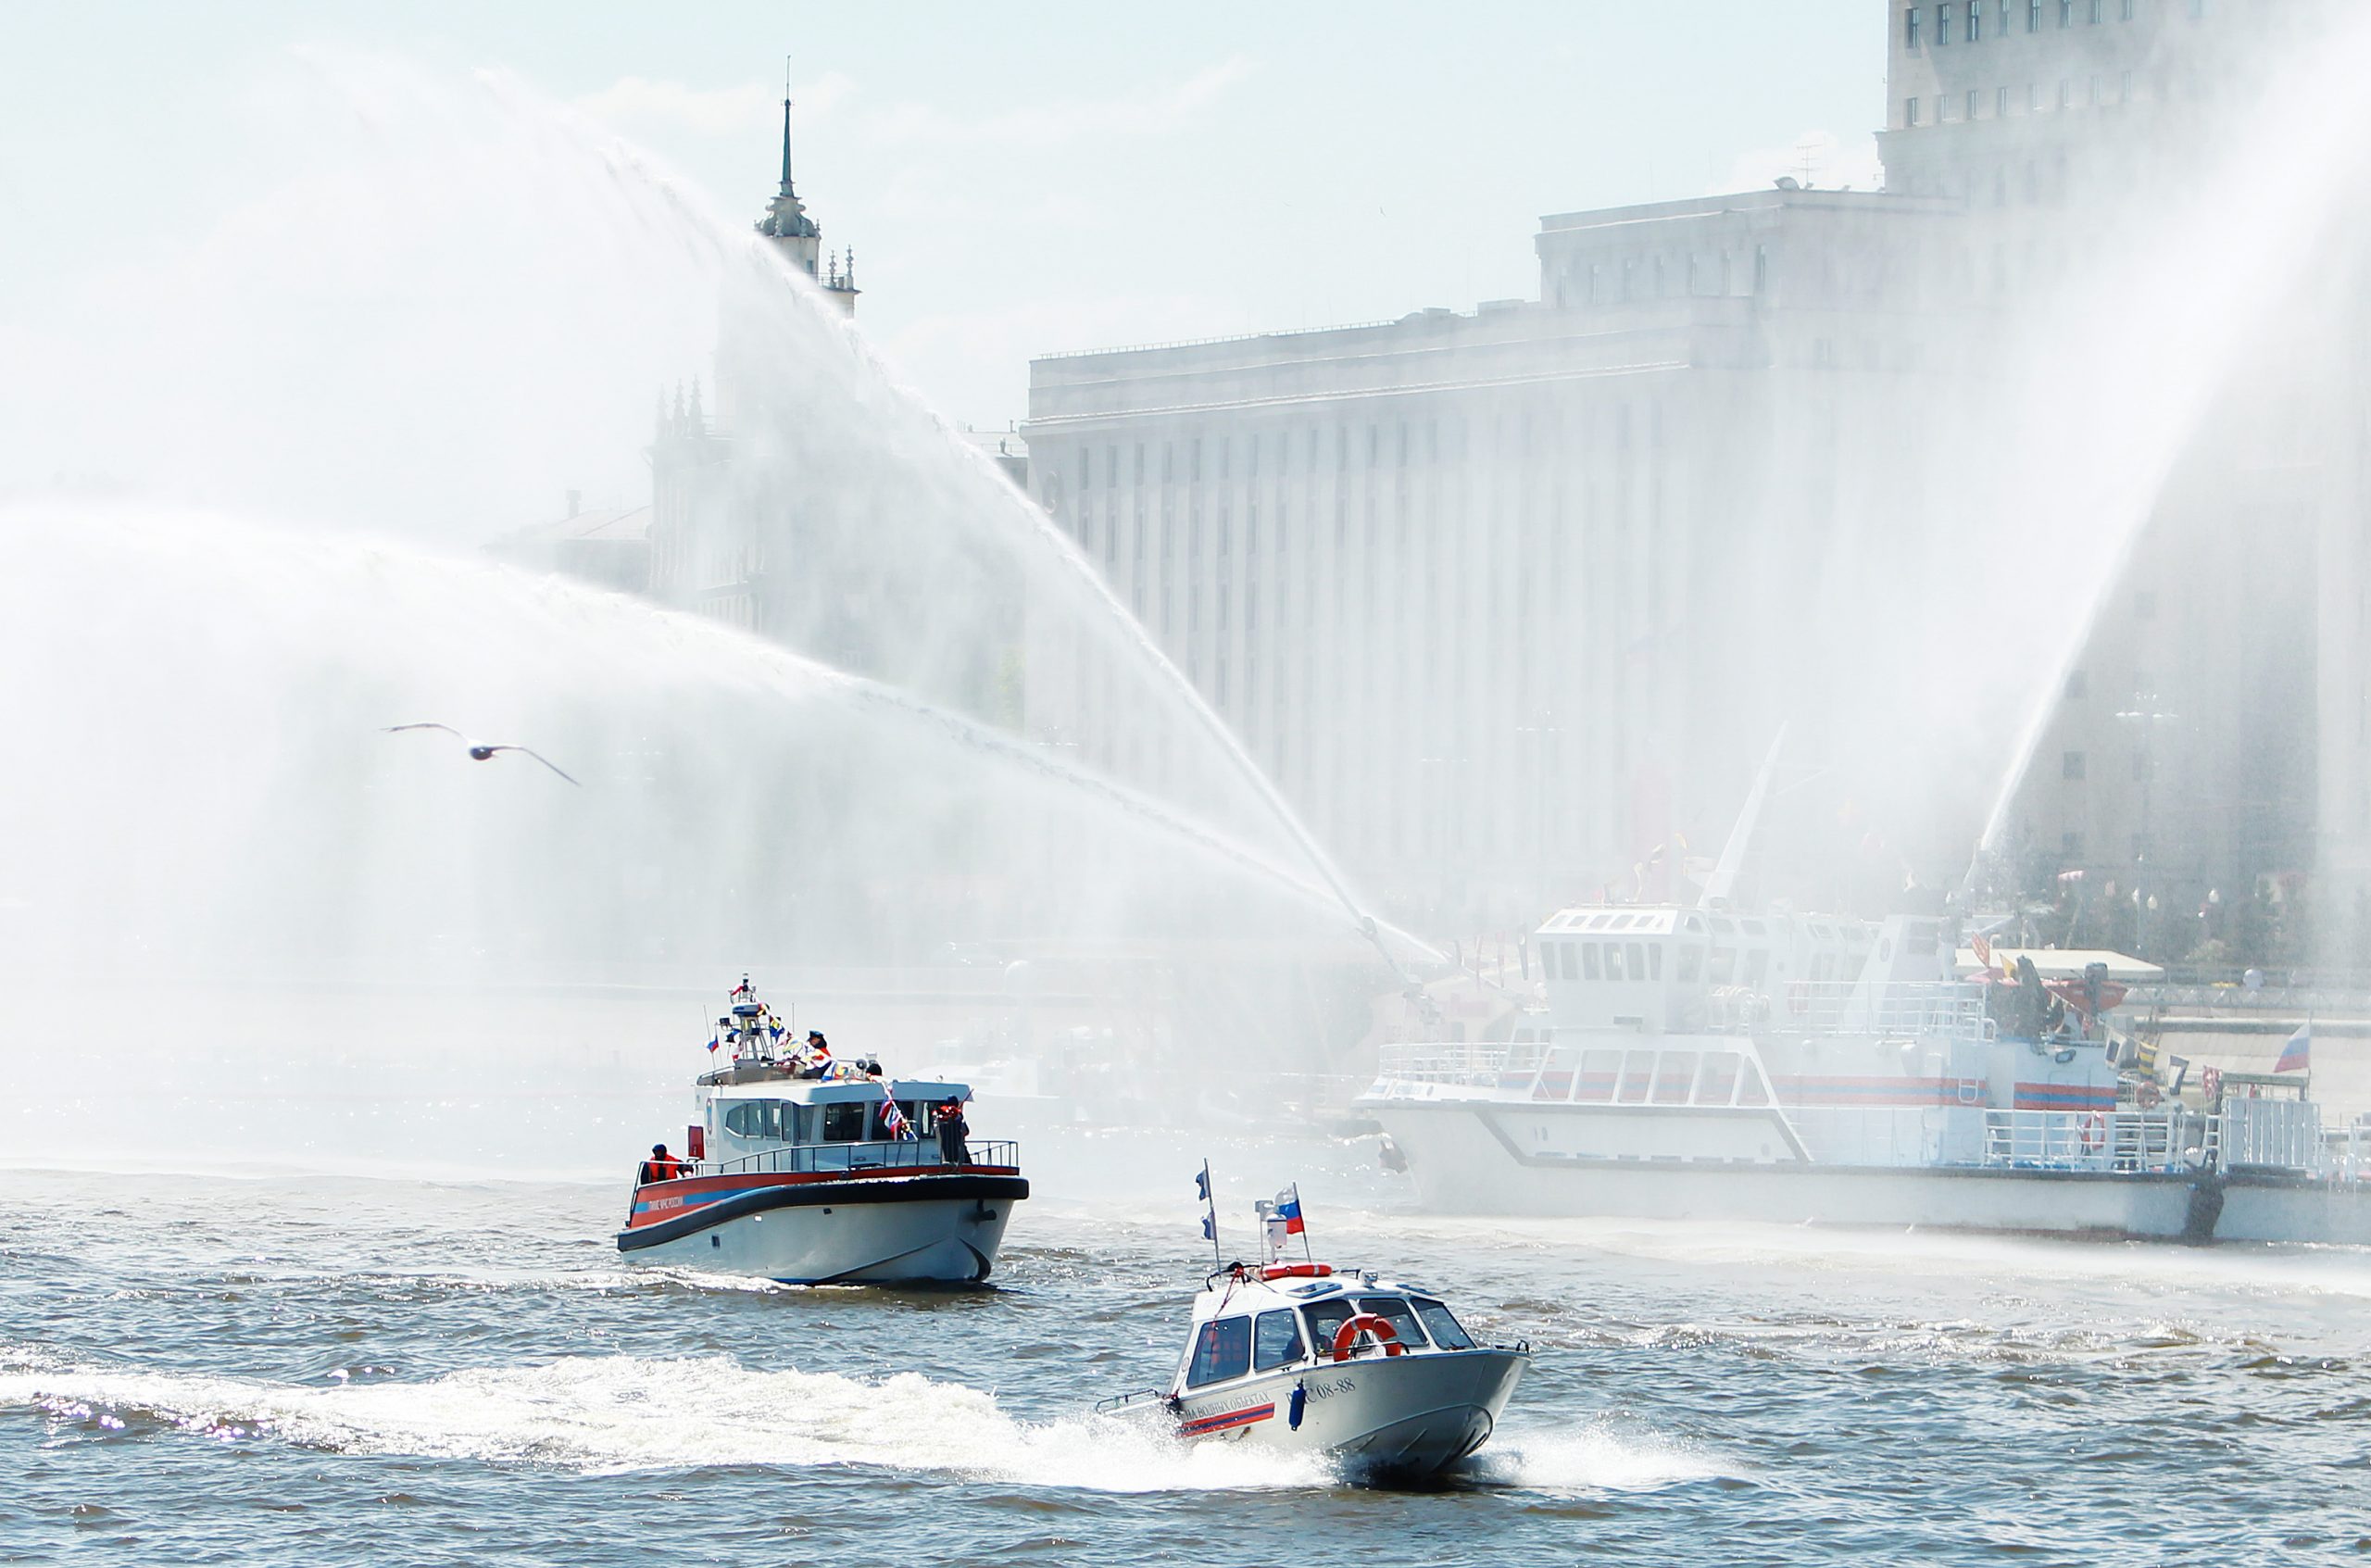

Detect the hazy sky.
xmin=0 ymin=2 xmax=1884 ymax=434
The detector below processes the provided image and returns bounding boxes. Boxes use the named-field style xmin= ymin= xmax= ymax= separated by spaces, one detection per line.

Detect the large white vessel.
xmin=618 ymin=980 xmax=1027 ymax=1285
xmin=1360 ymin=909 xmax=2371 ymax=1245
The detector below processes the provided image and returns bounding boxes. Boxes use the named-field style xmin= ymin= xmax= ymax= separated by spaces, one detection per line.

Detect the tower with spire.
xmin=758 ymin=59 xmax=858 ymax=314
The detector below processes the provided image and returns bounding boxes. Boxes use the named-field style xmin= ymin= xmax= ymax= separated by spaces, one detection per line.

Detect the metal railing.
xmin=695 ymin=1137 xmax=1020 ymax=1178
xmin=1977 ymin=1110 xmax=2214 ymax=1174
xmin=1705 ymin=982 xmax=1991 ymax=1041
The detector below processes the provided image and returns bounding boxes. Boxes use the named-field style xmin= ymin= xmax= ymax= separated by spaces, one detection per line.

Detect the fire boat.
xmin=616 ymin=977 xmax=1028 ymax=1285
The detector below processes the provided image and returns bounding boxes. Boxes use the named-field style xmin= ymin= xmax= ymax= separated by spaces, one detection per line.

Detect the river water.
xmin=5 ymin=1129 xmax=2366 ymax=1567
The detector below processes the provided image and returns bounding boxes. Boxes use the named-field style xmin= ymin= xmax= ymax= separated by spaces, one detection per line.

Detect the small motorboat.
xmin=1100 ymin=1181 xmax=1529 ymax=1482
xmin=616 ymin=976 xmax=1027 ymax=1285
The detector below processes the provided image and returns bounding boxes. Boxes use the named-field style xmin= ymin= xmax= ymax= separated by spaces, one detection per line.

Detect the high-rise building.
xmin=1026 ymin=2 xmax=2365 ymax=956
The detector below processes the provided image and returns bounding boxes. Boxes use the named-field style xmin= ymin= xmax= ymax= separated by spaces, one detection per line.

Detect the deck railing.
xmin=1977 ymin=1110 xmax=2214 ymax=1174
xmin=694 ymin=1138 xmax=1020 ymax=1178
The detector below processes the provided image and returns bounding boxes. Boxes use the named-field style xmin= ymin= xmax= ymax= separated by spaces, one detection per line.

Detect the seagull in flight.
xmin=384 ymin=723 xmax=581 ymax=785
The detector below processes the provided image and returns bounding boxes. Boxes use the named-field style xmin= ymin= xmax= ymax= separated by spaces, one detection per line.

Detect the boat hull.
xmin=1174 ymin=1348 xmax=1527 ymax=1481
xmin=617 ymin=1169 xmax=1027 ymax=1285
xmin=1370 ymin=1100 xmax=2371 ymax=1243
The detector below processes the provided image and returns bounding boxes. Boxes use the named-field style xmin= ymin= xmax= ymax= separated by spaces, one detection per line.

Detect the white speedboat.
xmin=1102 ymin=1194 xmax=1528 ymax=1482
xmin=616 ymin=978 xmax=1027 ymax=1285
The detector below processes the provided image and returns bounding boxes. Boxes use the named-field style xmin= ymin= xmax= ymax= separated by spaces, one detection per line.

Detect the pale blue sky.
xmin=0 ymin=2 xmax=1884 ymax=431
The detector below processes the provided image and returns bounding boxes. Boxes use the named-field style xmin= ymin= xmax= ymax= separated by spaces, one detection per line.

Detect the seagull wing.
xmin=483 ymin=746 xmax=581 ymax=786
xmin=385 ymin=722 xmax=469 ymax=739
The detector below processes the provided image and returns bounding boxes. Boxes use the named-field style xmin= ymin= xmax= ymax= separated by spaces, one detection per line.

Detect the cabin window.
xmin=1576 ymin=1049 xmax=1623 ymax=1103
xmin=1647 ymin=943 xmax=1662 ymax=981
xmin=1541 ymin=943 xmax=1563 ymax=981
xmin=1651 ymin=1051 xmax=1699 ymax=1104
xmin=1677 ymin=945 xmax=1703 ymax=984
xmin=1411 ymin=1298 xmax=1475 ymax=1350
xmin=1709 ymin=947 xmax=1737 ymax=984
xmin=1353 ymin=1296 xmax=1430 ymax=1348
xmin=1699 ymin=1051 xmax=1741 ymax=1103
xmin=1582 ymin=943 xmax=1602 ymax=981
xmin=1300 ymin=1298 xmax=1357 ymax=1350
xmin=873 ymin=1100 xmax=924 ymax=1140
xmin=1605 ymin=945 xmax=1626 ymax=983
xmin=821 ymin=1102 xmax=869 ymax=1142
xmin=1186 ymin=1316 xmax=1254 ymax=1387
xmin=723 ymin=1100 xmax=791 ymax=1140
xmin=1617 ymin=1051 xmax=1656 ymax=1104
xmin=1253 ymin=1310 xmax=1306 ymax=1371
xmin=1736 ymin=1060 xmax=1772 ymax=1107
xmin=1562 ymin=941 xmax=1582 ymax=979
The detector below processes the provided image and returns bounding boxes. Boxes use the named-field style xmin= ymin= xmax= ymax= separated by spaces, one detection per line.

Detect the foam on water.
xmin=0 ymin=1345 xmax=1727 ymax=1497
xmin=0 ymin=1349 xmax=1328 ymax=1490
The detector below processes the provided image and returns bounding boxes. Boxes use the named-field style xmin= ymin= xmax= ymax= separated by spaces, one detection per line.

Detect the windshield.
xmin=1301 ymin=1298 xmax=1356 ymax=1352
xmin=1352 ymin=1296 xmax=1430 ymax=1348
xmin=1411 ymin=1298 xmax=1475 ymax=1349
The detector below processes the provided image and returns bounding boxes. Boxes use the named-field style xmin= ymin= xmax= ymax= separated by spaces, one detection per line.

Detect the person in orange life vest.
xmin=639 ymin=1143 xmax=687 ymax=1184
xmin=935 ymin=1099 xmax=971 ymax=1165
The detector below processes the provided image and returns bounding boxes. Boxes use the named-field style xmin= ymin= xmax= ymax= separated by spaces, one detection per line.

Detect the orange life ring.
xmin=1330 ymin=1312 xmax=1405 ymax=1362
xmin=2078 ymin=1111 xmax=2108 ymax=1153
xmin=1261 ymin=1262 xmax=1334 ymax=1280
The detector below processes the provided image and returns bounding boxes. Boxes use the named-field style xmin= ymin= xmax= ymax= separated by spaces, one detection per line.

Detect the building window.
xmin=2028 ymin=0 xmax=2040 ymax=28
xmin=2058 ymin=79 xmax=2072 ymax=108
xmin=2121 ymin=69 xmax=2133 ymax=102
xmin=1999 ymin=85 xmax=2011 ymax=116
xmin=1968 ymin=88 xmax=1981 ymax=119
xmin=1908 ymin=6 xmax=1922 ymax=47
xmin=2065 ymin=669 xmax=2089 ymax=699
xmin=2089 ymin=73 xmax=2101 ymax=105
xmin=2064 ymin=751 xmax=2087 ymax=781
xmin=2059 ymin=0 xmax=2071 ymax=23
xmin=1905 ymin=97 xmax=1920 ymax=127
xmin=1967 ymin=0 xmax=1980 ymax=40
xmin=2088 ymin=0 xmax=2101 ymax=19
xmin=1937 ymin=4 xmax=1951 ymax=44
xmin=2029 ymin=82 xmax=2042 ymax=110
xmin=2120 ymin=0 xmax=2133 ymax=15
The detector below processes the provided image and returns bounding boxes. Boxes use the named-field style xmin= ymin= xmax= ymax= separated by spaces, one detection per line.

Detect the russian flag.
xmin=2277 ymin=1022 xmax=2311 ymax=1074
xmin=1276 ymin=1187 xmax=1305 ymax=1236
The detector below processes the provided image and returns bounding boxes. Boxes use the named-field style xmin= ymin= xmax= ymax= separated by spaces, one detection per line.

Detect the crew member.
xmin=639 ymin=1143 xmax=685 ymax=1184
xmin=935 ymin=1098 xmax=972 ymax=1165
xmin=801 ymin=1031 xmax=833 ymax=1079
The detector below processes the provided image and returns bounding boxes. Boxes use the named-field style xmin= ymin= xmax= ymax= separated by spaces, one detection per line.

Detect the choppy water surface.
xmin=5 ymin=1139 xmax=2368 ymax=1566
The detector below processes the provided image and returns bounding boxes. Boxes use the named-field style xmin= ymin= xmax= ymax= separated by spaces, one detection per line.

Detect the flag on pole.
xmin=1971 ymin=933 xmax=1995 ymax=972
xmin=1200 ymin=1210 xmax=1218 ymax=1241
xmin=2277 ymin=1022 xmax=2312 ymax=1074
xmin=1275 ymin=1186 xmax=1306 ymax=1236
xmin=706 ymin=1033 xmax=721 ymax=1054
xmin=1195 ymin=1167 xmax=1211 ymax=1203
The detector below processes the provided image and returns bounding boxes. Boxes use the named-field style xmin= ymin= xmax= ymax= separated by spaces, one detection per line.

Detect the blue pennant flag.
xmin=1200 ymin=1211 xmax=1217 ymax=1241
xmin=1195 ymin=1168 xmax=1211 ymax=1201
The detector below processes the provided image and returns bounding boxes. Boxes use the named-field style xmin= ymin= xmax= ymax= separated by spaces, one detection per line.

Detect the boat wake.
xmin=1448 ymin=1424 xmax=1740 ymax=1494
xmin=0 ymin=1348 xmax=1329 ymax=1491
xmin=0 ymin=1347 xmax=1729 ymax=1497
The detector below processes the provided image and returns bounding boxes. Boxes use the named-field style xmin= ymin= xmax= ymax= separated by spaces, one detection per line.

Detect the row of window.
xmin=721 ymin=1098 xmax=935 ymax=1144
xmin=1183 ymin=1295 xmax=1474 ymax=1389
xmin=1906 ymin=0 xmax=2166 ymax=50
xmin=1904 ymin=69 xmax=2133 ymax=126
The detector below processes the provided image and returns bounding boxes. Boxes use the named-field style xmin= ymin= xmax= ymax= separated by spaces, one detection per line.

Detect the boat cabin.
xmin=1172 ymin=1265 xmax=1481 ymax=1397
xmin=696 ymin=1069 xmax=978 ymax=1173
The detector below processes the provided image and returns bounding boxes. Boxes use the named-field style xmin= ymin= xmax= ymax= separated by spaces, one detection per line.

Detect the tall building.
xmin=1026 ymin=1 xmax=2366 ymax=954
xmin=648 ymin=83 xmax=858 ymax=635
xmin=1025 ymin=186 xmax=1967 ymax=926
